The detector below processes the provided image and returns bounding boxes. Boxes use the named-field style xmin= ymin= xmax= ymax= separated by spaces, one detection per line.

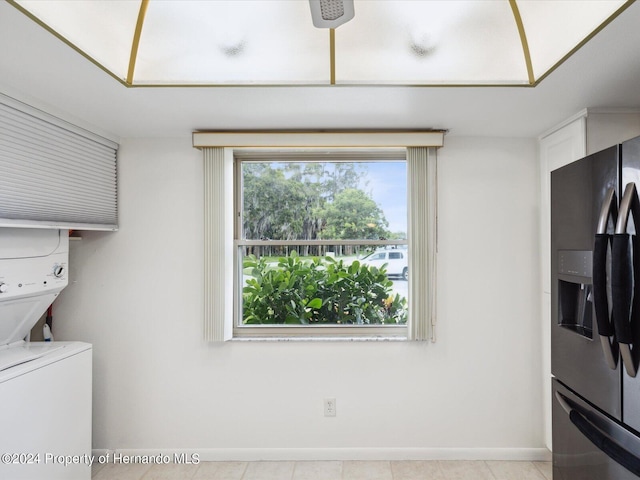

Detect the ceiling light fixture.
xmin=408 ymin=31 xmax=436 ymax=58
xmin=309 ymin=0 xmax=354 ymax=29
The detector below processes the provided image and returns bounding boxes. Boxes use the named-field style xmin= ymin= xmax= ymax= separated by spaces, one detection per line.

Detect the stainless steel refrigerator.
xmin=551 ymin=136 xmax=640 ymax=479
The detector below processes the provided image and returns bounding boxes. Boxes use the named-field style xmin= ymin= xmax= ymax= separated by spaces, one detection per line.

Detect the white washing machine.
xmin=0 ymin=228 xmax=92 ymax=480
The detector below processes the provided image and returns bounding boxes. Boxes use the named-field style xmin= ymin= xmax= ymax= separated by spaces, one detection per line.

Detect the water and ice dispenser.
xmin=557 ymin=250 xmax=593 ymax=338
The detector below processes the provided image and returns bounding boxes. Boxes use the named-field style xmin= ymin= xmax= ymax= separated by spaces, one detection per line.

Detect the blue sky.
xmin=359 ymin=162 xmax=407 ymax=236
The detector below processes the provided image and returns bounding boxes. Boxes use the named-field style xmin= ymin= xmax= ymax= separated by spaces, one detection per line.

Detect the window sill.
xmin=231 ymin=325 xmax=408 ymax=342
xmin=229 ymin=335 xmax=407 ymax=343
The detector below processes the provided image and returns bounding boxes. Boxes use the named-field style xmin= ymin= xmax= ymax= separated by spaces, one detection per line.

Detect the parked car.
xmin=360 ymin=248 xmax=408 ymax=280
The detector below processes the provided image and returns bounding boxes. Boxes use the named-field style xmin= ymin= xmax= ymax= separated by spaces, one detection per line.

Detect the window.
xmin=196 ymin=132 xmax=441 ymax=342
xmin=235 ymin=151 xmax=408 ymax=338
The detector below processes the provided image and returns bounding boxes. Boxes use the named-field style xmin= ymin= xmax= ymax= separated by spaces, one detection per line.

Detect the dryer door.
xmin=0 ymin=293 xmax=58 ymax=346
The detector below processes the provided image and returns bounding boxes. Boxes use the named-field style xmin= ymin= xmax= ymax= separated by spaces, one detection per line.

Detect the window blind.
xmin=407 ymin=146 xmax=438 ymax=342
xmin=0 ymin=95 xmax=118 ymax=230
xmin=203 ymin=147 xmax=233 ymax=342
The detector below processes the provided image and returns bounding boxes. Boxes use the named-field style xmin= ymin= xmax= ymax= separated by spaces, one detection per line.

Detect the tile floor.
xmin=91 ymin=460 xmax=553 ymax=480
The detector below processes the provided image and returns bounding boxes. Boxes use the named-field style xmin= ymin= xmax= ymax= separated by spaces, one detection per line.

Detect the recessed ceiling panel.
xmin=8 ymin=0 xmax=635 ymax=87
xmin=517 ymin=0 xmax=628 ymax=80
xmin=335 ymin=1 xmax=527 ymax=85
xmin=135 ymin=0 xmax=330 ymax=85
xmin=15 ymin=0 xmax=138 ymax=81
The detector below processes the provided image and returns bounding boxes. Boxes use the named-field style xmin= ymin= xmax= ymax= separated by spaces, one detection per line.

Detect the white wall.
xmin=53 ymin=136 xmax=544 ymax=460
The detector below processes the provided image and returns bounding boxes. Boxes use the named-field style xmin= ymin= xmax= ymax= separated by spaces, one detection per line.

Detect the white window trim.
xmin=193 ymin=131 xmax=444 ymax=149
xmin=196 ymin=131 xmax=442 ymax=342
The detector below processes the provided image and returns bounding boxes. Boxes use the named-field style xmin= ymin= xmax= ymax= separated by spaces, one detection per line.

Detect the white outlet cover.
xmin=324 ymin=398 xmax=336 ymax=417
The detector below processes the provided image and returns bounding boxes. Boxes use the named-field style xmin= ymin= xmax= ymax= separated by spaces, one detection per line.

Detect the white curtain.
xmin=407 ymin=147 xmax=438 ymax=342
xmin=203 ymin=147 xmax=233 ymax=342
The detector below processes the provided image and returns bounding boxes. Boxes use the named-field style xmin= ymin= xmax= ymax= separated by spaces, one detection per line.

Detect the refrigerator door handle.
xmin=555 ymin=391 xmax=640 ymax=477
xmin=613 ymin=182 xmax=640 ymax=378
xmin=594 ymin=187 xmax=618 ymax=369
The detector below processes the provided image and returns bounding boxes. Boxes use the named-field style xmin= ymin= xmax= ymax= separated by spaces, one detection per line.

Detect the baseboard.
xmin=93 ymin=447 xmax=551 ymax=463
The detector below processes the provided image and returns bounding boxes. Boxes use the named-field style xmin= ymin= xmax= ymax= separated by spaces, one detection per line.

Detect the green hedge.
xmin=242 ymin=252 xmax=407 ymax=325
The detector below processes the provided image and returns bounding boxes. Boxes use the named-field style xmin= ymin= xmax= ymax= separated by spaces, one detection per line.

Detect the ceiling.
xmin=1 ymin=0 xmax=640 ymax=140
xmin=6 ymin=0 xmax=631 ymax=87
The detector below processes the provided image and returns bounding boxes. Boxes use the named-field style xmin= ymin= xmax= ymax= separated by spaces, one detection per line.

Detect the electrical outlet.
xmin=324 ymin=398 xmax=336 ymax=417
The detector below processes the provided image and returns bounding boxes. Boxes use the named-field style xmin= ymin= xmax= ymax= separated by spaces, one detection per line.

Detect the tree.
xmin=323 ymin=163 xmax=366 ymax=202
xmin=317 ymin=188 xmax=389 ymax=255
xmin=318 ymin=188 xmax=388 ymax=240
xmin=243 ymin=164 xmax=307 ymax=234
xmin=242 ymin=162 xmax=390 ymax=257
xmin=242 ymin=163 xmax=308 ymax=255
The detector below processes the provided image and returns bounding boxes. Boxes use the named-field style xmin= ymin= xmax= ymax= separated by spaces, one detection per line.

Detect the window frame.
xmin=196 ymin=131 xmax=442 ymax=343
xmin=232 ymin=149 xmax=409 ymax=340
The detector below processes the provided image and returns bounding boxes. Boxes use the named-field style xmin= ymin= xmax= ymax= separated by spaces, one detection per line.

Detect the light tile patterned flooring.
xmin=91 ymin=460 xmax=553 ymax=480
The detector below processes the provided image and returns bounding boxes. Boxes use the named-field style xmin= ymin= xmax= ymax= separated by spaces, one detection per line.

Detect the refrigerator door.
xmin=551 ymin=146 xmax=621 ymax=420
xmin=553 ymin=379 xmax=640 ymax=480
xmin=594 ymin=186 xmax=619 ymax=370
xmin=612 ymin=182 xmax=640 ymax=379
xmin=621 ymin=135 xmax=640 ymax=432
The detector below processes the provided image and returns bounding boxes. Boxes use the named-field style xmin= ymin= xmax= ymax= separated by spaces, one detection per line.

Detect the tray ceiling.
xmin=8 ymin=0 xmax=634 ymax=87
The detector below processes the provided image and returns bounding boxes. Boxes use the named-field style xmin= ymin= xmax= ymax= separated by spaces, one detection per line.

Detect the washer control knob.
xmin=53 ymin=265 xmax=65 ymax=278
xmin=0 ymin=283 xmax=7 ymax=293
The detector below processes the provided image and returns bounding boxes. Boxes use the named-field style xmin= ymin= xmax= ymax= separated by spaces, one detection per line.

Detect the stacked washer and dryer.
xmin=0 ymin=228 xmax=91 ymax=480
